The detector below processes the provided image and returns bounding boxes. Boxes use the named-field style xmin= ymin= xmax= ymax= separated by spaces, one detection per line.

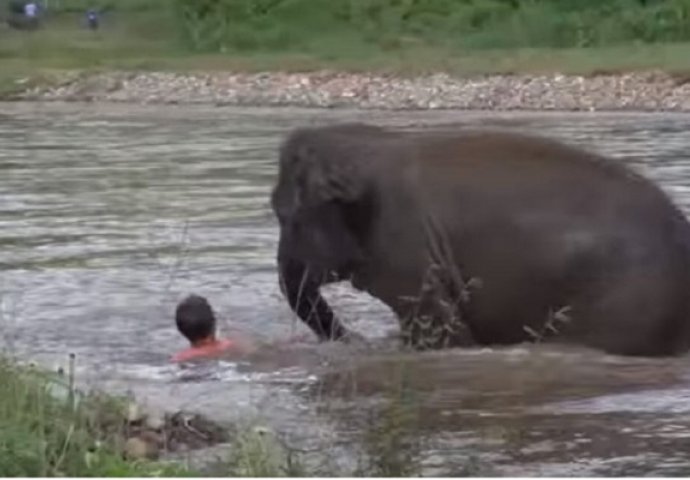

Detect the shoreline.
xmin=0 ymin=354 xmax=304 ymax=476
xmin=6 ymin=69 xmax=690 ymax=112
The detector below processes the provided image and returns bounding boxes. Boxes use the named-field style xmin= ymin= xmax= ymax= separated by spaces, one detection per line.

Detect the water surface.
xmin=2 ymin=102 xmax=690 ymax=475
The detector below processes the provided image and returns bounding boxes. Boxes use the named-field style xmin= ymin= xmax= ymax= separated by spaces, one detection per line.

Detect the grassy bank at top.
xmin=174 ymin=0 xmax=690 ymax=52
xmin=2 ymin=0 xmax=690 ymax=96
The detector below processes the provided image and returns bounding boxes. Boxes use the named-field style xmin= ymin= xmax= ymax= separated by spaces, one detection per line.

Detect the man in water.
xmin=171 ymin=294 xmax=321 ymax=363
xmin=171 ymin=294 xmax=255 ymax=363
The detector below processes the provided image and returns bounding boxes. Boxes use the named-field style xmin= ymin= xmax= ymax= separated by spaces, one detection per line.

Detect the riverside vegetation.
xmin=0 ymin=355 xmax=190 ymax=476
xmin=0 ymin=352 xmax=436 ymax=476
xmin=2 ymin=0 xmax=690 ymax=100
xmin=0 ymin=353 xmax=318 ymax=476
xmin=173 ymin=0 xmax=690 ymax=54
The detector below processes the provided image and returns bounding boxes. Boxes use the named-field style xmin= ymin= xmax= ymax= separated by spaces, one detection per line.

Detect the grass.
xmin=0 ymin=353 xmax=320 ymax=476
xmin=0 ymin=355 xmax=192 ymax=476
xmin=2 ymin=4 xmax=690 ymax=97
xmin=171 ymin=0 xmax=690 ymax=51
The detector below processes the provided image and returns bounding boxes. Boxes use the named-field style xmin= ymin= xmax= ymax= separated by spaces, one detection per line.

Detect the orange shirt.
xmin=171 ymin=334 xmax=310 ymax=363
xmin=170 ymin=338 xmax=237 ymax=363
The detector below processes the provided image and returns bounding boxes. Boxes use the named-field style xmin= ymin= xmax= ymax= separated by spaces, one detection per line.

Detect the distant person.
xmin=22 ymin=1 xmax=39 ymax=29
xmin=170 ymin=294 xmax=311 ymax=363
xmin=86 ymin=8 xmax=99 ymax=30
xmin=24 ymin=2 xmax=37 ymax=18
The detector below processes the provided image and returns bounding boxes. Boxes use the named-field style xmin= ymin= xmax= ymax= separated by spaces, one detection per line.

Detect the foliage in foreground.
xmin=0 ymin=353 xmax=437 ymax=477
xmin=0 ymin=355 xmax=323 ymax=477
xmin=0 ymin=357 xmax=190 ymax=477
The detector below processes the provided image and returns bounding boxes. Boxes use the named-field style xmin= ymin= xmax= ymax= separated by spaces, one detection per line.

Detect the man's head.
xmin=175 ymin=294 xmax=216 ymax=345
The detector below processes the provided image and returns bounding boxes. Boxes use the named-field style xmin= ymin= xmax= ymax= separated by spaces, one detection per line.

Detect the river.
xmin=2 ymin=102 xmax=690 ymax=475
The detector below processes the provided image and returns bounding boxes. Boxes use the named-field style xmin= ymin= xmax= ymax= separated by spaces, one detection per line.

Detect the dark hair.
xmin=175 ymin=294 xmax=216 ymax=344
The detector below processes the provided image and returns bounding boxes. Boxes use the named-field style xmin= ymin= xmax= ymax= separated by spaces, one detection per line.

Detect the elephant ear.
xmin=289 ymin=140 xmax=367 ymax=207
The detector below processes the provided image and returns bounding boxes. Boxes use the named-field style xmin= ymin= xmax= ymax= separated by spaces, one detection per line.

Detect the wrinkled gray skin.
xmin=270 ymin=123 xmax=690 ymax=356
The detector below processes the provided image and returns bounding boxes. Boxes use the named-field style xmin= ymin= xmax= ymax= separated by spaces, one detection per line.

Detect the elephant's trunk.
xmin=278 ymin=256 xmax=348 ymax=341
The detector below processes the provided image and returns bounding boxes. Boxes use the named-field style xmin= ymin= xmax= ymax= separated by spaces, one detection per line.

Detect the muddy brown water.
xmin=2 ymin=102 xmax=690 ymax=475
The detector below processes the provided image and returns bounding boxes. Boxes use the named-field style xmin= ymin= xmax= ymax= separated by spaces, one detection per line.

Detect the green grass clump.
xmin=0 ymin=357 xmax=189 ymax=477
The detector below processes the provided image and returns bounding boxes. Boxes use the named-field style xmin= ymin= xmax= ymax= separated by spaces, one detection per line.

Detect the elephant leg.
xmin=278 ymin=257 xmax=349 ymax=341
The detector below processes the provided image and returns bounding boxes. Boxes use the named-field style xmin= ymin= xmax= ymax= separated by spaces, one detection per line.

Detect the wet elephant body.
xmin=270 ymin=123 xmax=690 ymax=356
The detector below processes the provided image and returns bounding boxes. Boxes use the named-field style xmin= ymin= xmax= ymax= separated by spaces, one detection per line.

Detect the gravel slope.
xmin=11 ymin=70 xmax=690 ymax=112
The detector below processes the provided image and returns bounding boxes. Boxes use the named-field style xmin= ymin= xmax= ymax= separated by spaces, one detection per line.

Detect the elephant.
xmin=270 ymin=122 xmax=690 ymax=356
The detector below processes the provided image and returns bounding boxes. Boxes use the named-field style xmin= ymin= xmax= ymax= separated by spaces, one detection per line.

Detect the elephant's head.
xmin=270 ymin=124 xmax=385 ymax=341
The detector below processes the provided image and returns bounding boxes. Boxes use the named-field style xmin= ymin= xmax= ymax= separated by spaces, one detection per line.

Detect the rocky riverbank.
xmin=8 ymin=69 xmax=690 ymax=112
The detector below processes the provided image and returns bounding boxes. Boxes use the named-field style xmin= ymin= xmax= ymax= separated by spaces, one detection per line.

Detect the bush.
xmin=0 ymin=358 xmax=186 ymax=477
xmin=171 ymin=0 xmax=690 ymax=52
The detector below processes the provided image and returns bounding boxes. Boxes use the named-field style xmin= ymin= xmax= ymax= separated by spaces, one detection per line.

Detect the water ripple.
xmin=3 ymin=103 xmax=690 ymax=475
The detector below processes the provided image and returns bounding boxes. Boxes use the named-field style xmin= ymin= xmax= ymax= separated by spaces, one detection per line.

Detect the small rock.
xmin=139 ymin=430 xmax=164 ymax=446
xmin=126 ymin=402 xmax=144 ymax=423
xmin=144 ymin=409 xmax=166 ymax=430
xmin=124 ymin=437 xmax=159 ymax=460
xmin=252 ymin=425 xmax=273 ymax=436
